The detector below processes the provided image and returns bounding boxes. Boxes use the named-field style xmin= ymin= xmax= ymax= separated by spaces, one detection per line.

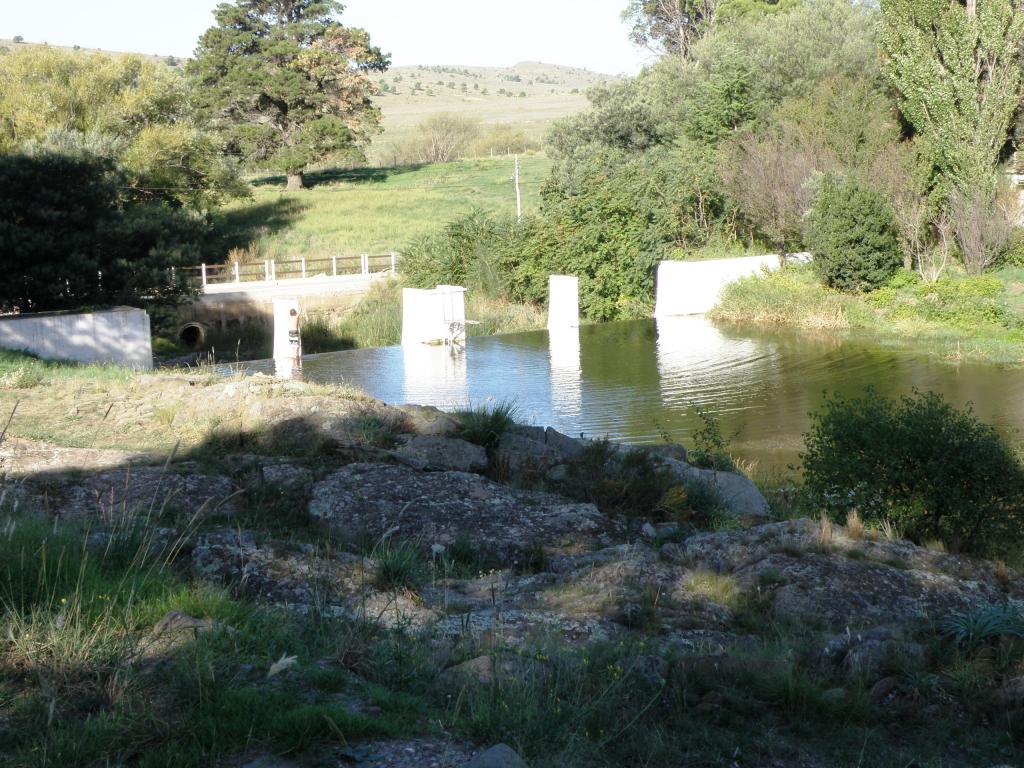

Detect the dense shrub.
xmin=0 ymin=153 xmax=203 ymax=312
xmin=399 ymin=209 xmax=522 ymax=297
xmin=805 ymin=174 xmax=902 ymax=292
xmin=802 ymin=389 xmax=1024 ymax=555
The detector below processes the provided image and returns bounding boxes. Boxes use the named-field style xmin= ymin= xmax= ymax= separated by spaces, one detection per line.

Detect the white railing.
xmin=179 ymin=253 xmax=399 ymax=288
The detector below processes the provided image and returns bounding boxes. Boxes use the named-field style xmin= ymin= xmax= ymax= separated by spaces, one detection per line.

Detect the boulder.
xmin=442 ymin=654 xmax=547 ymax=687
xmin=397 ymin=404 xmax=461 ymax=437
xmin=462 ymin=744 xmax=528 ymax=768
xmin=495 ymin=432 xmax=564 ymax=476
xmin=260 ymin=462 xmax=314 ymax=491
xmin=392 ymin=436 xmax=488 ymax=473
xmin=657 ymin=457 xmax=770 ymax=521
xmin=309 ymin=463 xmax=622 ymax=560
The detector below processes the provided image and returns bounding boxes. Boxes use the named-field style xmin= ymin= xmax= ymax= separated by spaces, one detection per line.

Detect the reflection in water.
xmin=549 ymin=327 xmax=581 ymax=420
xmin=243 ymin=316 xmax=1024 ymax=471
xmin=402 ymin=344 xmax=468 ymax=409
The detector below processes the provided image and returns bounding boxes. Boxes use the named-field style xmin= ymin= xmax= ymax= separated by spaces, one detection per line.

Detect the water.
xmin=240 ymin=316 xmax=1024 ymax=473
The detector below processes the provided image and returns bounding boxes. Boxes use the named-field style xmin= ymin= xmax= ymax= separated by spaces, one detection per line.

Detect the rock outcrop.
xmin=309 ymin=463 xmax=622 ymax=559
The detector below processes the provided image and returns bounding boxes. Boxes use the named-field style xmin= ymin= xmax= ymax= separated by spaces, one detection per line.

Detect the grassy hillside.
xmin=0 ymin=41 xmax=590 ymax=261
xmin=0 ymin=37 xmax=184 ymax=67
xmin=215 ymin=155 xmax=552 ymax=260
xmin=368 ymin=62 xmax=613 ymax=163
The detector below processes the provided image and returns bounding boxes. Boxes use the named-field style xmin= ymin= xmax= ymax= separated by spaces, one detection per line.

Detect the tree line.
xmin=403 ymin=0 xmax=1024 ymax=320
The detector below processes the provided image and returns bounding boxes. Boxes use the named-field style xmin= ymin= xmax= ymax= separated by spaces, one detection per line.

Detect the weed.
xmin=845 ymin=510 xmax=864 ymax=540
xmin=687 ymin=406 xmax=736 ymax=472
xmin=939 ymin=605 xmax=1024 ymax=651
xmin=818 ymin=513 xmax=833 ymax=547
xmin=455 ymin=399 xmax=518 ymax=451
xmin=372 ymin=539 xmax=426 ymax=591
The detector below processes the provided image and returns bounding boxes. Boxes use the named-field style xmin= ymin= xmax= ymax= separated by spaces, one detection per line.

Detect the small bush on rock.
xmin=455 ymin=399 xmax=518 ymax=451
xmin=802 ymin=389 xmax=1024 ymax=555
xmin=805 ymin=174 xmax=902 ymax=292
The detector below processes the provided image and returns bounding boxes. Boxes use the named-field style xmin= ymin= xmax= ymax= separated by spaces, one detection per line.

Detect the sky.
xmin=1 ymin=0 xmax=650 ymax=75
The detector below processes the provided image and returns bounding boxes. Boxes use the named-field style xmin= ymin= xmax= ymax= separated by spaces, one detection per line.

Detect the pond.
xmin=241 ymin=316 xmax=1024 ymax=474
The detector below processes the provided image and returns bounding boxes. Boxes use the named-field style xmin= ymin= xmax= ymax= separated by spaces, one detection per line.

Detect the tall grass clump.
xmin=455 ymin=399 xmax=518 ymax=451
xmin=371 ymin=538 xmax=426 ymax=591
xmin=709 ymin=265 xmax=851 ymax=330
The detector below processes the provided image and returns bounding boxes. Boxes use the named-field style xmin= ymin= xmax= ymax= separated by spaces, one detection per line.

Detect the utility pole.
xmin=514 ymin=154 xmax=522 ymax=222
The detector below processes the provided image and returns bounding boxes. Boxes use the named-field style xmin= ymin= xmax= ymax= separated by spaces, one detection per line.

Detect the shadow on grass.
xmin=210 ymin=196 xmax=311 ymax=255
xmin=248 ymin=163 xmax=428 ymax=189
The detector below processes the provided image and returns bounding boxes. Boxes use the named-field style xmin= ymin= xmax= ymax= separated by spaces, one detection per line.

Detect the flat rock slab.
xmin=42 ymin=466 xmax=240 ymax=520
xmin=309 ymin=463 xmax=622 ymax=559
xmin=0 ymin=437 xmax=156 ymax=478
xmin=672 ymin=519 xmax=1024 ymax=629
xmin=392 ymin=436 xmax=487 ymax=473
xmin=332 ymin=738 xmax=473 ymax=768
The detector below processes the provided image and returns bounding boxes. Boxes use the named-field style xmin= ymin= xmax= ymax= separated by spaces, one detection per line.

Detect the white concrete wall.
xmin=0 ymin=307 xmax=152 ymax=369
xmin=655 ymin=255 xmax=810 ymax=317
xmin=402 ymin=286 xmax=467 ymax=345
xmin=548 ymin=275 xmax=580 ymax=329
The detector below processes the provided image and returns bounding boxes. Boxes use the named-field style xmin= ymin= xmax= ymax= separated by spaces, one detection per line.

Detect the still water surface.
xmin=242 ymin=316 xmax=1024 ymax=472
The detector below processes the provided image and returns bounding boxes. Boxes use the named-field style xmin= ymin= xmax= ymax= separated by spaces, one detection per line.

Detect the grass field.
xmin=367 ymin=62 xmax=611 ymax=163
xmin=214 ymin=155 xmax=552 ymax=261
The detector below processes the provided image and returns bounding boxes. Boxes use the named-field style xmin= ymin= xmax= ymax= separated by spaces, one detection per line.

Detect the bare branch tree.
xmin=409 ymin=113 xmax=480 ymax=164
xmin=719 ymin=129 xmax=838 ymax=259
xmin=949 ymin=182 xmax=1018 ymax=275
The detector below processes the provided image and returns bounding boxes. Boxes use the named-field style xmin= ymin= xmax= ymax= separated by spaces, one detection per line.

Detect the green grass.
xmin=454 ymin=399 xmax=519 ymax=451
xmin=711 ymin=265 xmax=1024 ymax=364
xmin=214 ymin=156 xmax=553 ymax=261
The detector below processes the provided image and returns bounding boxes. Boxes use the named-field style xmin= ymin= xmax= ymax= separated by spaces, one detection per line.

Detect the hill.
xmin=367 ymin=61 xmax=615 ymax=163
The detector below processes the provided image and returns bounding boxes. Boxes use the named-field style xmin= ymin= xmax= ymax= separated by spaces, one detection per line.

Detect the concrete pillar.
xmin=272 ymin=298 xmax=302 ymax=377
xmin=402 ymin=285 xmax=467 ymax=346
xmin=547 ymin=275 xmax=579 ymax=329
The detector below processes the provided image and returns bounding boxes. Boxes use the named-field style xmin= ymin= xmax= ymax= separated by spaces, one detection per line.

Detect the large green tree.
xmin=880 ymin=0 xmax=1024 ymax=200
xmin=189 ymin=0 xmax=389 ymax=190
xmin=0 ymin=153 xmax=202 ymax=312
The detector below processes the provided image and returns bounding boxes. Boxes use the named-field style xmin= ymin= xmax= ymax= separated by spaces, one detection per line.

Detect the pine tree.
xmin=188 ymin=0 xmax=389 ymax=190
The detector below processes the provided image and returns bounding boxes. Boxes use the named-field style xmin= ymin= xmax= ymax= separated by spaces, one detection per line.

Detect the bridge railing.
xmin=176 ymin=253 xmax=399 ymax=288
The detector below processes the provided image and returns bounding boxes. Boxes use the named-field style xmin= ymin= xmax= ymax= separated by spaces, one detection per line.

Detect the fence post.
xmin=234 ymin=262 xmax=240 ymax=283
xmin=332 ymin=255 xmax=337 ymax=276
xmin=361 ymin=254 xmax=369 ymax=275
xmin=390 ymin=252 xmax=397 ymax=273
xmin=201 ymin=263 xmax=207 ymax=287
xmin=301 ymin=258 xmax=306 ymax=279
xmin=264 ymin=260 xmax=270 ymax=282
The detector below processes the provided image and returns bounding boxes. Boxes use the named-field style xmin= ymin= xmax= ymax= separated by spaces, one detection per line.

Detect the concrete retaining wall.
xmin=0 ymin=307 xmax=152 ymax=369
xmin=655 ymin=254 xmax=810 ymax=316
